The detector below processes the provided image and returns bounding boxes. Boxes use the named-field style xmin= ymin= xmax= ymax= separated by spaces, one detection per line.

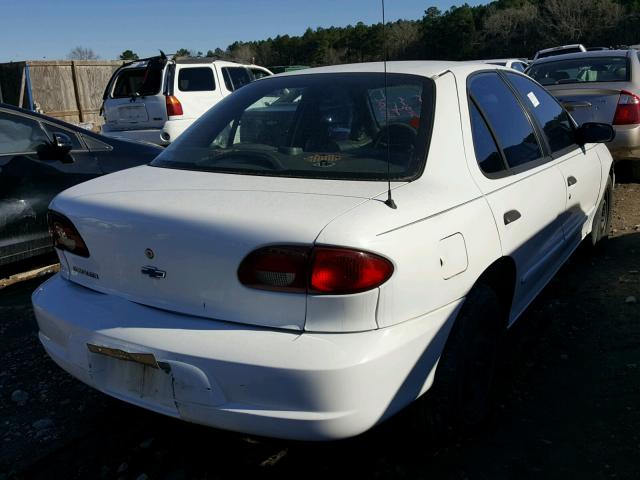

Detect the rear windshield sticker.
xmin=306 ymin=154 xmax=341 ymax=167
xmin=527 ymin=92 xmax=540 ymax=108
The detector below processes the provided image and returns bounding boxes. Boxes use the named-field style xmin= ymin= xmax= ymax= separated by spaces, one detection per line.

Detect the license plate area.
xmin=118 ymin=105 xmax=149 ymax=122
xmin=87 ymin=344 xmax=174 ymax=407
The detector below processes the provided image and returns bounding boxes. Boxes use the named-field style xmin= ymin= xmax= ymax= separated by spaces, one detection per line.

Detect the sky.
xmin=0 ymin=0 xmax=485 ymax=62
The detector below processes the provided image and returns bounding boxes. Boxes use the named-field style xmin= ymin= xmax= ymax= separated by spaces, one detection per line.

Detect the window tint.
xmin=178 ymin=67 xmax=215 ymax=91
xmin=469 ymin=72 xmax=542 ymax=169
xmin=222 ymin=67 xmax=252 ymax=91
xmin=0 ymin=111 xmax=49 ymax=154
xmin=41 ymin=123 xmax=83 ymax=150
xmin=153 ymin=73 xmax=434 ymax=181
xmin=469 ymin=102 xmax=505 ymax=174
xmin=506 ymin=73 xmax=576 ymax=154
xmin=511 ymin=62 xmax=526 ymax=72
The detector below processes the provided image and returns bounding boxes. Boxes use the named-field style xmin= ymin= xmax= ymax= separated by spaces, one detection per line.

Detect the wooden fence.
xmin=0 ymin=60 xmax=124 ymax=127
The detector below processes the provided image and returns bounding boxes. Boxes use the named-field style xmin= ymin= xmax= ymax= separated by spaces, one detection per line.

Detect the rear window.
xmin=529 ymin=56 xmax=629 ymax=85
xmin=112 ymin=67 xmax=162 ymax=98
xmin=178 ymin=67 xmax=215 ymax=91
xmin=152 ymin=73 xmax=434 ymax=181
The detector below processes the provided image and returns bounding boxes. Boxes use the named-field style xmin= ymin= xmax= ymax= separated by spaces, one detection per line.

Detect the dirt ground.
xmin=1 ymin=183 xmax=639 ymax=480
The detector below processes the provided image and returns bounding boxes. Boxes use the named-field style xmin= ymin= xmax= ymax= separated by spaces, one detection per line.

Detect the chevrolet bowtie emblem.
xmin=141 ymin=266 xmax=166 ymax=279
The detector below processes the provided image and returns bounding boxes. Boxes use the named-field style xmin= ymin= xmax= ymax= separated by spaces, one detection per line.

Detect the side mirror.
xmin=576 ymin=122 xmax=615 ymax=145
xmin=52 ymin=132 xmax=73 ymax=153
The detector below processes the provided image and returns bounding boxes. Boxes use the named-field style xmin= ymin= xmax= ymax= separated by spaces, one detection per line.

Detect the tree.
xmin=119 ymin=49 xmax=139 ymax=60
xmin=175 ymin=48 xmax=192 ymax=57
xmin=67 ymin=46 xmax=99 ymax=60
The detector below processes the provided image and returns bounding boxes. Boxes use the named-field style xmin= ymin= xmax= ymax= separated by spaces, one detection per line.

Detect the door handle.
xmin=567 ymin=176 xmax=577 ymax=187
xmin=504 ymin=210 xmax=521 ymax=225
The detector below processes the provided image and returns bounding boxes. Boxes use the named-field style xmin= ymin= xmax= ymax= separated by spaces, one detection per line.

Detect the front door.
xmin=0 ymin=110 xmax=100 ymax=265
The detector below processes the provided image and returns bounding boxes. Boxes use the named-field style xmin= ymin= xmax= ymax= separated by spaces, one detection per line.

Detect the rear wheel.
xmin=413 ymin=283 xmax=505 ymax=439
xmin=590 ymin=176 xmax=613 ymax=247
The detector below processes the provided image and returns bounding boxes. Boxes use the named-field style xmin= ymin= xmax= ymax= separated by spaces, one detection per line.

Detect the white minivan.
xmin=101 ymin=55 xmax=272 ymax=145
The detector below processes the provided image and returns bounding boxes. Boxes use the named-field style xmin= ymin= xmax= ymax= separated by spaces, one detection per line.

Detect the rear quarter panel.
xmin=315 ymin=72 xmax=502 ymax=329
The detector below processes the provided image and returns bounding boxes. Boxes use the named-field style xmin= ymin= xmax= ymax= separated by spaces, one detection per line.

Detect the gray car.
xmin=527 ymin=49 xmax=640 ymax=174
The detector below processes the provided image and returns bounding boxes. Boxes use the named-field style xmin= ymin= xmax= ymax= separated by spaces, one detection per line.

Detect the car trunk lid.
xmin=546 ymin=84 xmax=631 ymax=125
xmin=51 ymin=166 xmax=387 ymax=331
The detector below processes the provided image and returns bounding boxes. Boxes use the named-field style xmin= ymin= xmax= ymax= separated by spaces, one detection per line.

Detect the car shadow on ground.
xmin=2 ymin=233 xmax=639 ymax=480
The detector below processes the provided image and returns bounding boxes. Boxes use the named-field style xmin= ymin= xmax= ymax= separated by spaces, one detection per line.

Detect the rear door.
xmin=465 ymin=72 xmax=568 ymax=322
xmin=504 ymin=72 xmax=602 ymax=247
xmin=103 ymin=57 xmax=168 ymax=131
xmin=173 ymin=65 xmax=221 ymax=120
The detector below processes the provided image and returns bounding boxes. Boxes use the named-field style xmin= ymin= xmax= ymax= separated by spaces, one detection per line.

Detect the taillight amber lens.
xmin=47 ymin=210 xmax=90 ymax=257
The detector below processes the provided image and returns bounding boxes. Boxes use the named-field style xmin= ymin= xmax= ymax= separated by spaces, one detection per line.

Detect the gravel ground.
xmin=1 ymin=183 xmax=639 ymax=480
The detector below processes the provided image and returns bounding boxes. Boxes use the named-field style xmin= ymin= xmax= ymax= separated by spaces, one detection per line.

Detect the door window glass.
xmin=250 ymin=68 xmax=271 ymax=80
xmin=178 ymin=67 xmax=216 ymax=91
xmin=222 ymin=67 xmax=252 ymax=91
xmin=469 ymin=102 xmax=505 ymax=174
xmin=506 ymin=73 xmax=576 ymax=154
xmin=469 ymin=72 xmax=542 ymax=169
xmin=0 ymin=112 xmax=49 ymax=154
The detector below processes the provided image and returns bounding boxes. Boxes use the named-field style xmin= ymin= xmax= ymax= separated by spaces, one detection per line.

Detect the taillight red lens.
xmin=613 ymin=90 xmax=640 ymax=125
xmin=238 ymin=245 xmax=393 ymax=295
xmin=47 ymin=210 xmax=90 ymax=257
xmin=165 ymin=95 xmax=183 ymax=116
xmin=310 ymin=247 xmax=394 ymax=294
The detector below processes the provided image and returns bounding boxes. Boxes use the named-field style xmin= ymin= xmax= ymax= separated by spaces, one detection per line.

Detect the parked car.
xmin=527 ymin=49 xmax=640 ymax=175
xmin=476 ymin=58 xmax=529 ymax=72
xmin=33 ymin=61 xmax=614 ymax=441
xmin=533 ymin=44 xmax=587 ymax=60
xmin=101 ymin=55 xmax=272 ymax=146
xmin=0 ymin=104 xmax=162 ymax=268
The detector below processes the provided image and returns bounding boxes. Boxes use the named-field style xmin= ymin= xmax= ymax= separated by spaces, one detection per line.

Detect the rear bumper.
xmin=609 ymin=124 xmax=640 ymax=161
xmin=101 ymin=128 xmax=168 ymax=146
xmin=32 ymin=275 xmax=461 ymax=441
xmin=101 ymin=119 xmax=193 ymax=146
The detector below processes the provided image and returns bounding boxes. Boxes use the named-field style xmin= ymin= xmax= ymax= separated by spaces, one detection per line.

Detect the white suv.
xmin=101 ymin=55 xmax=272 ymax=145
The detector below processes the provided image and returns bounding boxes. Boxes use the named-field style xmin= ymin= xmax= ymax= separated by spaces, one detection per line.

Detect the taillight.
xmin=165 ymin=95 xmax=183 ymax=116
xmin=613 ymin=90 xmax=640 ymax=125
xmin=238 ymin=245 xmax=394 ymax=295
xmin=47 ymin=210 xmax=90 ymax=257
xmin=238 ymin=246 xmax=309 ymax=293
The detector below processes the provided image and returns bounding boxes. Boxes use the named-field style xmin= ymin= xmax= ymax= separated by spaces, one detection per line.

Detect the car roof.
xmin=530 ymin=49 xmax=632 ymax=65
xmin=274 ymin=61 xmax=510 ymax=79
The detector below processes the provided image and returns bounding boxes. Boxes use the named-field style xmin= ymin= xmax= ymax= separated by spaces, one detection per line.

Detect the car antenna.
xmin=381 ymin=0 xmax=397 ymax=209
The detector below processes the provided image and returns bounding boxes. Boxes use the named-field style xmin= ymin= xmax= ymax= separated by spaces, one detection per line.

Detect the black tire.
xmin=412 ymin=283 xmax=504 ymax=439
xmin=590 ymin=176 xmax=613 ymax=247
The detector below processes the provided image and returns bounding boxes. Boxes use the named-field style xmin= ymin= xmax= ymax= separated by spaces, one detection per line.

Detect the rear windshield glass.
xmin=529 ymin=56 xmax=629 ymax=85
xmin=112 ymin=67 xmax=162 ymax=98
xmin=152 ymin=73 xmax=435 ymax=181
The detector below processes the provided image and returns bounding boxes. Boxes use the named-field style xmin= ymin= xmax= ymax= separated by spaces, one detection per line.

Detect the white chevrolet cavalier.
xmin=33 ymin=61 xmax=615 ymax=441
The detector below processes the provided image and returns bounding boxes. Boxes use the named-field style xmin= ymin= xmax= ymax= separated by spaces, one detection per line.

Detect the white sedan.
xmin=33 ymin=61 xmax=614 ymax=441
